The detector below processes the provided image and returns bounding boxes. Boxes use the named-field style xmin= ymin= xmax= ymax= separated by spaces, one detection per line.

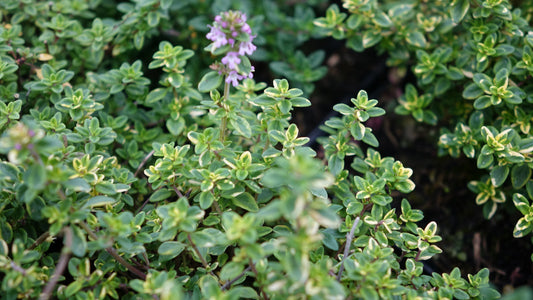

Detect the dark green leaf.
xmin=134 ymin=32 xmax=144 ymax=49
xmin=373 ymin=10 xmax=392 ymax=27
xmin=462 ymin=83 xmax=484 ymax=99
xmin=64 ymin=178 xmax=91 ymax=193
xmin=451 ymin=0 xmax=470 ymax=24
xmin=290 ymin=97 xmax=311 ymax=107
xmin=406 ymin=31 xmax=426 ymax=48
xmin=83 ymin=196 xmax=117 ymax=209
xmin=347 ymin=35 xmax=363 ymax=52
xmin=469 ymin=111 xmax=484 ymax=129
xmin=494 ymin=44 xmax=514 ymax=56
xmin=191 ymin=231 xmax=215 ymax=248
xmin=230 ymin=287 xmax=258 ymax=299
xmin=24 ymin=163 xmax=46 ymax=191
xmin=199 ymin=191 xmax=215 ymax=209
xmin=167 ymin=118 xmax=185 ymax=136
xmin=350 ymin=122 xmax=365 ymax=140
xmin=95 ymin=182 xmax=117 ymax=195
xmin=251 ymin=94 xmax=277 ymax=106
xmin=147 ymin=11 xmax=159 ymax=27
xmin=362 ymin=31 xmax=382 ymax=48
xmin=198 ymin=71 xmax=222 ymax=92
xmin=321 ymin=230 xmax=339 ymax=250
xmin=490 ymin=165 xmax=509 ymax=187
xmin=333 ymin=103 xmax=353 ymax=115
xmin=65 ymin=281 xmax=83 ymax=297
xmin=310 ymin=206 xmax=340 ymax=228
xmin=230 ymin=116 xmax=252 ymax=138
xmin=220 ymin=262 xmax=244 ymax=281
xmin=473 ymin=73 xmax=492 ymax=91
xmin=158 ymin=241 xmax=185 ymax=260
xmin=20 ymin=250 xmax=40 ymax=263
xmin=362 ymin=130 xmax=379 ymax=147
xmin=149 ymin=189 xmax=172 ymax=202
xmin=71 ymin=226 xmax=87 ymax=257
xmin=513 ymin=193 xmax=530 ymax=216
xmin=477 ymin=153 xmax=494 ymax=169
xmin=26 ymin=196 xmax=45 ymax=220
xmin=160 ymin=0 xmax=173 ymax=9
xmin=511 ymin=165 xmax=531 ymax=189
xmin=474 ymin=96 xmax=492 ymax=110
xmin=146 ymin=88 xmax=168 ymax=104
xmin=232 ymin=192 xmax=258 ymax=212
xmin=328 ymin=155 xmax=344 ymax=176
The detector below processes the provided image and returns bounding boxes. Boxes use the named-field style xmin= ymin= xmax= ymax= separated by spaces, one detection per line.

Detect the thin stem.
xmin=142 ymin=252 xmax=150 ymax=269
xmin=10 ymin=262 xmax=28 ymax=275
xmin=79 ymin=222 xmax=146 ymax=280
xmin=248 ymin=258 xmax=269 ymax=300
xmin=212 ymin=199 xmax=222 ymax=215
xmin=262 ymin=132 xmax=270 ymax=154
xmin=172 ymin=186 xmax=184 ymax=198
xmin=219 ymin=79 xmax=230 ymax=142
xmin=28 ymin=231 xmax=50 ymax=251
xmin=220 ymin=115 xmax=228 ymax=142
xmin=414 ymin=249 xmax=422 ymax=262
xmin=39 ymin=227 xmax=73 ymax=300
xmin=221 ymin=266 xmax=252 ymax=290
xmin=131 ymin=257 xmax=150 ymax=271
xmin=134 ymin=150 xmax=155 ymax=178
xmin=135 ymin=196 xmax=151 ymax=214
xmin=29 ymin=147 xmax=44 ymax=166
xmin=187 ymin=233 xmax=217 ymax=279
xmin=336 ymin=216 xmax=361 ymax=282
xmin=57 ymin=188 xmax=67 ymax=201
xmin=187 ymin=233 xmax=209 ymax=268
xmin=106 ymin=247 xmax=147 ymax=279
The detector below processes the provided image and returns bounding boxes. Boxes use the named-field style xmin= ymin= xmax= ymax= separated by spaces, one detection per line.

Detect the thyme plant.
xmin=0 ymin=1 xmax=505 ymax=299
xmin=315 ymin=0 xmax=533 ymax=256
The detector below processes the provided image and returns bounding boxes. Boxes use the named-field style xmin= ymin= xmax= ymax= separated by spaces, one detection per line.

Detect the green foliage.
xmin=316 ymin=0 xmax=533 ymax=252
xmin=0 ymin=0 xmax=507 ymax=299
xmin=162 ymin=0 xmax=330 ymax=94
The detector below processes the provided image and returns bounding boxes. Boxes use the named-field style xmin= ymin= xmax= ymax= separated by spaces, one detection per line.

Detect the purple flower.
xmin=241 ymin=23 xmax=251 ymax=34
xmin=206 ymin=25 xmax=228 ymax=49
xmin=238 ymin=40 xmax=256 ymax=56
xmin=206 ymin=10 xmax=257 ymax=88
xmin=226 ymin=71 xmax=244 ymax=87
xmin=221 ymin=52 xmax=241 ymax=70
xmin=248 ymin=66 xmax=255 ymax=78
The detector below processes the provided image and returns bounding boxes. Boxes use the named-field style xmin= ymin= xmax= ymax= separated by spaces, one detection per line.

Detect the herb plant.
xmin=0 ymin=0 xmax=513 ymax=299
xmin=315 ymin=0 xmax=533 ymax=258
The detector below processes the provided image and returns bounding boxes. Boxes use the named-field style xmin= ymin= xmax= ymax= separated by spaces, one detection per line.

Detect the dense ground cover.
xmin=0 ymin=0 xmax=532 ymax=299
